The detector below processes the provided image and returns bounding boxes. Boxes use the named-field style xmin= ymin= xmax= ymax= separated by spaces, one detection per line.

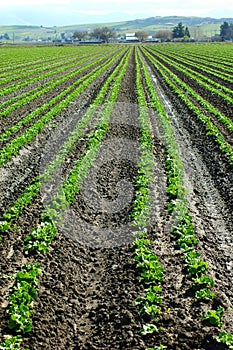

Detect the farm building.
xmin=125 ymin=33 xmax=139 ymax=42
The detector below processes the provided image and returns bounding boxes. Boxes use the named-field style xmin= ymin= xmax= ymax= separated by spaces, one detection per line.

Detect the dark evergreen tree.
xmin=220 ymin=21 xmax=229 ymax=38
xmin=172 ymin=22 xmax=185 ymax=38
xmin=220 ymin=21 xmax=233 ymax=40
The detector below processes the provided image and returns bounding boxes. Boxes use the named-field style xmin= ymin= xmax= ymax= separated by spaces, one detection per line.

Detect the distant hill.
xmin=111 ymin=16 xmax=233 ymax=28
xmin=0 ymin=16 xmax=233 ymax=43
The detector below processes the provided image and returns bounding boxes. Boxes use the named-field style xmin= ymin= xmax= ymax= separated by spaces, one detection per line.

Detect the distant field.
xmin=0 ymin=21 xmax=221 ymax=42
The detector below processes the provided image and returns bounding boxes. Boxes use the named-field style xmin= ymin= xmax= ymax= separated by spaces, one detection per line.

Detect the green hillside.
xmin=0 ymin=16 xmax=232 ymax=42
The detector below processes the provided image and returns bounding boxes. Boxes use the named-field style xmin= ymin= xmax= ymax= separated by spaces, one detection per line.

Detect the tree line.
xmin=73 ymin=27 xmax=116 ymax=42
xmin=73 ymin=23 xmax=191 ymax=43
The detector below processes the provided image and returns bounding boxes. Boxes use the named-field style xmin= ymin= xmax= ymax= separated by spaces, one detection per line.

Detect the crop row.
xmin=0 ymin=52 xmax=107 ymax=117
xmin=133 ymin=48 xmax=167 ymax=350
xmin=161 ymin=43 xmax=233 ymax=66
xmin=0 ymin=51 xmax=105 ymax=115
xmin=0 ymin=57 xmax=70 ymax=86
xmin=0 ymin=49 xmax=126 ymax=168
xmin=0 ymin=54 xmax=90 ymax=87
xmin=0 ymin=52 xmax=122 ymax=144
xmin=152 ymin=44 xmax=233 ymax=75
xmin=0 ymin=46 xmax=120 ymax=98
xmin=0 ymin=49 xmax=129 ymax=236
xmin=0 ymin=51 xmax=128 ymax=234
xmin=148 ymin=45 xmax=233 ymax=85
xmin=136 ymin=47 xmax=233 ymax=349
xmin=0 ymin=47 xmax=76 ymax=69
xmin=0 ymin=52 xmax=83 ymax=79
xmin=141 ymin=47 xmax=233 ymax=165
xmin=144 ymin=47 xmax=233 ymax=132
xmin=0 ymin=45 xmax=111 ymax=72
xmin=0 ymin=56 xmax=86 ymax=98
xmin=147 ymin=47 xmax=233 ymax=103
xmin=0 ymin=47 xmax=132 ymax=349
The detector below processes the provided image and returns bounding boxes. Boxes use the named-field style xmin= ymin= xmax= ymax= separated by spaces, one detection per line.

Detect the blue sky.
xmin=0 ymin=0 xmax=233 ymax=26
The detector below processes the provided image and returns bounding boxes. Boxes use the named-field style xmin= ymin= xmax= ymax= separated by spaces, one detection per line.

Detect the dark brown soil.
xmin=0 ymin=46 xmax=232 ymax=350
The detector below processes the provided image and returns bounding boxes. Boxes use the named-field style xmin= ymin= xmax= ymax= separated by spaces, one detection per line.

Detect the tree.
xmin=154 ymin=30 xmax=172 ymax=41
xmin=91 ymin=27 xmax=115 ymax=42
xmin=220 ymin=21 xmax=233 ymax=40
xmin=220 ymin=21 xmax=229 ymax=38
xmin=135 ymin=30 xmax=149 ymax=42
xmin=3 ymin=33 xmax=10 ymax=40
xmin=172 ymin=22 xmax=185 ymax=38
xmin=73 ymin=31 xmax=87 ymax=41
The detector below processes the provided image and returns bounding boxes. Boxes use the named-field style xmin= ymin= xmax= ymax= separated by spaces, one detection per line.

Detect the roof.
xmin=125 ymin=36 xmax=138 ymax=41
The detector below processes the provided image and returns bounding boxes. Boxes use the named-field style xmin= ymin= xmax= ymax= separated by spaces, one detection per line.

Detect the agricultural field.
xmin=0 ymin=43 xmax=232 ymax=350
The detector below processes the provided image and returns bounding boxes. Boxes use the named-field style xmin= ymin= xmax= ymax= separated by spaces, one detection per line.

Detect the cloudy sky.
xmin=0 ymin=0 xmax=233 ymax=26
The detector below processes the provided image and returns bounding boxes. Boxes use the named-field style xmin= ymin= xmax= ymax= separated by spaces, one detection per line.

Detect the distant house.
xmin=125 ymin=33 xmax=139 ymax=42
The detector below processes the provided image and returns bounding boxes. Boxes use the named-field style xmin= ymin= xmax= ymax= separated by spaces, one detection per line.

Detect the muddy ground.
xmin=0 ymin=47 xmax=232 ymax=350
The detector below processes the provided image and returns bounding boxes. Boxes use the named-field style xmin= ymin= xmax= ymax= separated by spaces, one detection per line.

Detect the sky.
xmin=0 ymin=0 xmax=233 ymax=26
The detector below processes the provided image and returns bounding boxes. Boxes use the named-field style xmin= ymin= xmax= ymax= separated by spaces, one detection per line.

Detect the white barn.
xmin=125 ymin=33 xmax=139 ymax=42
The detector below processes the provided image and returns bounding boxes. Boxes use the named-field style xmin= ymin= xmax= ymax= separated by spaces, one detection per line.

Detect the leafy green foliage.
xmin=23 ymin=49 xmax=131 ymax=253
xmin=2 ymin=47 xmax=131 ymax=348
xmin=187 ymin=259 xmax=209 ymax=275
xmin=136 ymin=286 xmax=162 ymax=315
xmin=147 ymin=46 xmax=233 ymax=132
xmin=202 ymin=307 xmax=225 ymax=327
xmin=142 ymin=46 xmax=233 ymax=165
xmin=215 ymin=331 xmax=233 ymax=349
xmin=7 ymin=264 xmax=41 ymax=333
xmin=0 ymin=335 xmax=28 ymax=350
xmin=195 ymin=288 xmax=216 ymax=301
xmin=0 ymin=50 xmax=124 ymax=168
xmin=0 ymin=48 xmax=127 ymax=239
xmin=192 ymin=274 xmax=215 ymax=289
xmin=136 ymin=46 xmax=233 ymax=348
xmin=133 ymin=50 xmax=165 ymax=344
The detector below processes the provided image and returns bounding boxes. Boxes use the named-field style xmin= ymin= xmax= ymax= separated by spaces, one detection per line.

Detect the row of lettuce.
xmin=0 ymin=46 xmax=118 ymax=98
xmin=0 ymin=49 xmax=126 ymax=168
xmin=149 ymin=43 xmax=233 ymax=80
xmin=0 ymin=45 xmax=232 ymax=349
xmin=0 ymin=48 xmax=128 ymax=239
xmin=0 ymin=47 xmax=132 ymax=349
xmin=141 ymin=46 xmax=233 ymax=165
xmin=0 ymin=51 xmax=110 ymax=118
xmin=132 ymin=48 xmax=233 ymax=349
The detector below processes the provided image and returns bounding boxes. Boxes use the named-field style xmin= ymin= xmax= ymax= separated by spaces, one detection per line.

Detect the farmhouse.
xmin=125 ymin=33 xmax=139 ymax=42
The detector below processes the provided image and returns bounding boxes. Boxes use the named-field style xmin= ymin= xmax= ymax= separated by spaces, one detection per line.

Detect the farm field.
xmin=0 ymin=43 xmax=232 ymax=350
